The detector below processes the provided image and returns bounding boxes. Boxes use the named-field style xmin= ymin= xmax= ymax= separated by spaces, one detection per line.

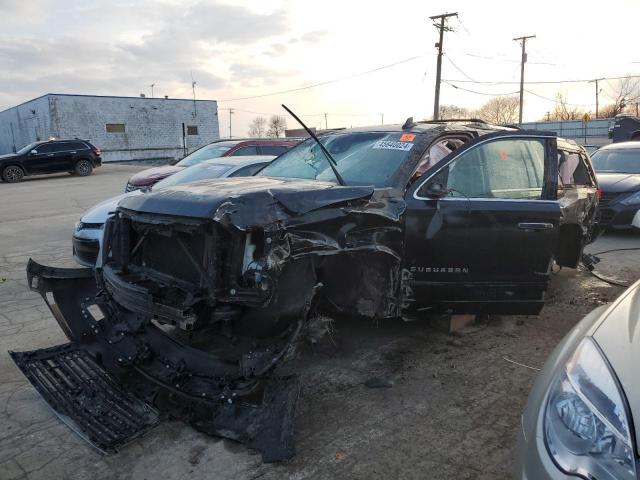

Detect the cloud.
xmin=0 ymin=0 xmax=50 ymax=22
xmin=0 ymin=1 xmax=292 ymax=108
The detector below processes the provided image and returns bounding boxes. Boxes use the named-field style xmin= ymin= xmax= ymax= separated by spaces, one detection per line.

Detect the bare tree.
xmin=439 ymin=104 xmax=469 ymax=120
xmin=248 ymin=116 xmax=267 ymax=137
xmin=547 ymin=93 xmax=584 ymax=120
xmin=600 ymin=76 xmax=640 ymax=118
xmin=267 ymin=115 xmax=287 ymax=138
xmin=474 ymin=96 xmax=519 ymax=124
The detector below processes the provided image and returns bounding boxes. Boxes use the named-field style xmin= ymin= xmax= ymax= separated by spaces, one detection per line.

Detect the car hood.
xmin=118 ymin=176 xmax=375 ymax=229
xmin=596 ymin=172 xmax=640 ymax=193
xmin=591 ymin=280 xmax=640 ymax=455
xmin=81 ymin=191 xmax=143 ymax=224
xmin=128 ymin=166 xmax=184 ymax=186
xmin=0 ymin=153 xmax=18 ymax=161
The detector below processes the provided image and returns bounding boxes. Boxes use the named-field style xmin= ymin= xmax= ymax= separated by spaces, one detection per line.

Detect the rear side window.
xmin=259 ymin=145 xmax=288 ymax=156
xmin=441 ymin=138 xmax=545 ymax=199
xmin=229 ymin=146 xmax=259 ymax=156
xmin=558 ymin=150 xmax=593 ymax=187
xmin=68 ymin=141 xmax=89 ymax=150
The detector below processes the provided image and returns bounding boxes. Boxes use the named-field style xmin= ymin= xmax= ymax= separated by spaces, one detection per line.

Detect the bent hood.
xmin=81 ymin=190 xmax=143 ymax=224
xmin=128 ymin=165 xmax=183 ymax=186
xmin=118 ymin=176 xmax=375 ymax=229
xmin=596 ymin=173 xmax=640 ymax=193
xmin=591 ymin=280 xmax=640 ymax=455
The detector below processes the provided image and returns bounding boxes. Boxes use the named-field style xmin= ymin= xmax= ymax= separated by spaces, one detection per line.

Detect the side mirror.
xmin=30 ymin=149 xmax=37 ymax=155
xmin=423 ymin=182 xmax=449 ymax=198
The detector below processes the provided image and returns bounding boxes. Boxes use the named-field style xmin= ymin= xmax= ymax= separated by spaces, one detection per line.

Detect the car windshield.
xmin=257 ymin=132 xmax=418 ymax=187
xmin=176 ymin=141 xmax=239 ymax=167
xmin=153 ymin=163 xmax=233 ymax=190
xmin=591 ymin=149 xmax=640 ymax=173
xmin=16 ymin=142 xmax=41 ymax=155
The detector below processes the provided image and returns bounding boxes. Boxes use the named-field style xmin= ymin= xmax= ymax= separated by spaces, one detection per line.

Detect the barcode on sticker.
xmin=373 ymin=140 xmax=414 ymax=152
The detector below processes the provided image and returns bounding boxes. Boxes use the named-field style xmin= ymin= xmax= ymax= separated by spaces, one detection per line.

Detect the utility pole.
xmin=513 ymin=35 xmax=536 ymax=125
xmin=589 ymin=78 xmax=604 ymax=118
xmin=381 ymin=113 xmax=384 ymax=126
xmin=323 ymin=113 xmax=328 ymax=130
xmin=150 ymin=83 xmax=155 ymax=98
xmin=430 ymin=12 xmax=457 ymax=120
xmin=228 ymin=108 xmax=234 ymax=138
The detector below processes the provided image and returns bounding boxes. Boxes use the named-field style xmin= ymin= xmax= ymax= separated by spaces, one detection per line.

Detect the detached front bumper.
xmin=10 ymin=259 xmax=304 ymax=462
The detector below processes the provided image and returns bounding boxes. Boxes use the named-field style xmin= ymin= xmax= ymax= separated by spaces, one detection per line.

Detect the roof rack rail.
xmin=416 ymin=118 xmax=488 ymax=124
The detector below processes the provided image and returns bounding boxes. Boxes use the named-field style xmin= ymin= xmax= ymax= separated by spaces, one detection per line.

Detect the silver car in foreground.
xmin=72 ymin=156 xmax=273 ymax=266
xmin=515 ymin=279 xmax=639 ymax=479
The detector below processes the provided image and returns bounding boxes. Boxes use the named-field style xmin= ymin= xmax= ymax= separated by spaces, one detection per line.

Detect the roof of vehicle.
xmin=315 ymin=119 xmax=519 ymax=136
xmin=596 ymin=142 xmax=640 ymax=150
xmin=201 ymin=155 xmax=275 ymax=167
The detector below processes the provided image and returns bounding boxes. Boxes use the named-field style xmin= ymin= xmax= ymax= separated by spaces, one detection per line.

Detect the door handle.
xmin=518 ymin=222 xmax=554 ymax=231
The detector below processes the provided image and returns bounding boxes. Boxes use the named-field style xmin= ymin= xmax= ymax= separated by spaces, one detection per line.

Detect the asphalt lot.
xmin=1 ymin=165 xmax=639 ymax=480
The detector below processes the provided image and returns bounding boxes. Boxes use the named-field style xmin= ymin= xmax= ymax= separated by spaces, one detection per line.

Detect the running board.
xmin=10 ymin=343 xmax=160 ymax=453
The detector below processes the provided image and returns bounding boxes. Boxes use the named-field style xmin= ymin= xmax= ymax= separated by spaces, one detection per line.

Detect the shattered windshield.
xmin=591 ymin=149 xmax=640 ymax=174
xmin=257 ymin=132 xmax=418 ymax=187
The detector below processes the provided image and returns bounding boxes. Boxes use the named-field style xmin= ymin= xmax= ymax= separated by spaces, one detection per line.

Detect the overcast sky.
xmin=1 ymin=0 xmax=639 ymax=136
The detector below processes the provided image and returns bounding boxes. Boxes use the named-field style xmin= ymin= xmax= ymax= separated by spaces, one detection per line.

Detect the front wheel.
xmin=74 ymin=159 xmax=93 ymax=177
xmin=2 ymin=165 xmax=25 ymax=183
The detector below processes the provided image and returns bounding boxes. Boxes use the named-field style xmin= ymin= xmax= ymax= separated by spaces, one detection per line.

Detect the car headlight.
xmin=544 ymin=338 xmax=637 ymax=480
xmin=620 ymin=191 xmax=640 ymax=205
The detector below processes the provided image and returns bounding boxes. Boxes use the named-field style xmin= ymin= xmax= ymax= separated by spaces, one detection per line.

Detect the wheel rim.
xmin=78 ymin=162 xmax=90 ymax=175
xmin=5 ymin=167 xmax=22 ymax=181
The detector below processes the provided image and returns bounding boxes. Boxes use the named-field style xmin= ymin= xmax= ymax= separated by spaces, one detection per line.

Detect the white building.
xmin=0 ymin=93 xmax=220 ymax=162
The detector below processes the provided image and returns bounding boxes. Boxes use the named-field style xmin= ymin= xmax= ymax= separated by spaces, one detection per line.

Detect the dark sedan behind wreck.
xmin=11 ymin=119 xmax=599 ymax=462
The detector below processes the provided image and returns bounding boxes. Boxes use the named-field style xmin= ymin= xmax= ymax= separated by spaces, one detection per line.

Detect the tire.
xmin=631 ymin=133 xmax=640 ymax=141
xmin=2 ymin=165 xmax=25 ymax=183
xmin=74 ymin=159 xmax=93 ymax=176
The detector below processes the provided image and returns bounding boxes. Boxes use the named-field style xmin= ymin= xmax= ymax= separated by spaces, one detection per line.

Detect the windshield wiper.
xmin=281 ymin=104 xmax=346 ymax=186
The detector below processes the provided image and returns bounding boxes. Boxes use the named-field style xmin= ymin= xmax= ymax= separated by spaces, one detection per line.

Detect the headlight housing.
xmin=544 ymin=338 xmax=637 ymax=480
xmin=620 ymin=191 xmax=640 ymax=206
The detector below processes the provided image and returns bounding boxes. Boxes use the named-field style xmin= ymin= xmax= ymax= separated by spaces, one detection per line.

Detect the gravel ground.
xmin=1 ymin=166 xmax=639 ymax=480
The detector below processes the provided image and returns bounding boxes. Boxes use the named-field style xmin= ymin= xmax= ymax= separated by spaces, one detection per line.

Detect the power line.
xmin=443 ymin=80 xmax=518 ymax=96
xmin=218 ymin=55 xmax=423 ymax=102
xmin=442 ymin=74 xmax=640 ymax=85
xmin=445 ymin=55 xmax=477 ymax=82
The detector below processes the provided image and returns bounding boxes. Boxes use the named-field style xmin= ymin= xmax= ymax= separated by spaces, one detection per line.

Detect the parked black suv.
xmin=0 ymin=139 xmax=102 ymax=183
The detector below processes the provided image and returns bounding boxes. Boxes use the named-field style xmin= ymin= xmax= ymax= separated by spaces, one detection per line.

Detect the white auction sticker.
xmin=372 ymin=140 xmax=414 ymax=152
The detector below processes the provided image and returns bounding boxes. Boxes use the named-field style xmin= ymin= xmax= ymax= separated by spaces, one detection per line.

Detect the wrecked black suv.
xmin=12 ymin=119 xmax=599 ymax=462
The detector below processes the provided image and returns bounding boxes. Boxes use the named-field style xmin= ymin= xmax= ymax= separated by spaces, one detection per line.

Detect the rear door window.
xmin=229 ymin=146 xmax=259 ymax=156
xmin=259 ymin=145 xmax=288 ymax=156
xmin=558 ymin=150 xmax=593 ymax=187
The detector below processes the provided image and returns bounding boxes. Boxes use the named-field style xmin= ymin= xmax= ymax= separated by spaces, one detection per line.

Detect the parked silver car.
xmin=73 ymin=156 xmax=273 ymax=266
xmin=515 ymin=279 xmax=639 ymax=479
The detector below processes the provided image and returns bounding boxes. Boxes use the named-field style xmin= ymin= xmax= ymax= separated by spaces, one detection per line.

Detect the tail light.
xmin=93 ymin=146 xmax=101 ymax=155
xmin=596 ymin=188 xmax=602 ymax=200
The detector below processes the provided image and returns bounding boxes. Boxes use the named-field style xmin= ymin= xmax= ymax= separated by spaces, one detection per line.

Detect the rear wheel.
xmin=74 ymin=159 xmax=93 ymax=176
xmin=2 ymin=165 xmax=25 ymax=183
xmin=631 ymin=133 xmax=640 ymax=141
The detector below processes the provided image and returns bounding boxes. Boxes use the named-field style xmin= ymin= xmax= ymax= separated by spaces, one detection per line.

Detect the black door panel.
xmin=402 ymin=132 xmax=560 ymax=314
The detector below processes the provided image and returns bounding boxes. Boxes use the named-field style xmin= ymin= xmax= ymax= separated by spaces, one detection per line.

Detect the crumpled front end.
xmin=11 ymin=259 xmax=313 ymax=462
xmin=12 ymin=179 xmax=405 ymax=461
